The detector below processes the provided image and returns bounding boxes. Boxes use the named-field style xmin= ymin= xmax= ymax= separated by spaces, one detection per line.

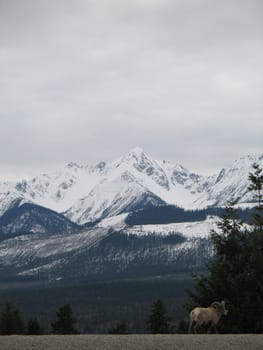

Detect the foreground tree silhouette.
xmin=187 ymin=163 xmax=263 ymax=333
xmin=108 ymin=321 xmax=127 ymax=334
xmin=248 ymin=162 xmax=263 ymax=229
xmin=27 ymin=317 xmax=43 ymax=335
xmin=51 ymin=304 xmax=78 ymax=334
xmin=146 ymin=299 xmax=170 ymax=333
xmin=0 ymin=301 xmax=24 ymax=335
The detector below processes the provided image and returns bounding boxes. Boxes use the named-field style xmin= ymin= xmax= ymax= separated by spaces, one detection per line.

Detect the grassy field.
xmin=0 ymin=335 xmax=262 ymax=350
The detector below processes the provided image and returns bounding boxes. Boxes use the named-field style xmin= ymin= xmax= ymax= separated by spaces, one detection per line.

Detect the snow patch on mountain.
xmin=98 ymin=213 xmax=129 ymax=229
xmin=124 ymin=216 xmax=219 ymax=238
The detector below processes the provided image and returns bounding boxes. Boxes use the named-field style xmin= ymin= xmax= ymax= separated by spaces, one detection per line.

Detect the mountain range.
xmin=0 ymin=148 xmax=261 ymax=281
xmin=1 ymin=147 xmax=262 ymax=225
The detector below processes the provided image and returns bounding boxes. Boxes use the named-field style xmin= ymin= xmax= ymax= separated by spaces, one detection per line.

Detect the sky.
xmin=0 ymin=0 xmax=262 ymax=181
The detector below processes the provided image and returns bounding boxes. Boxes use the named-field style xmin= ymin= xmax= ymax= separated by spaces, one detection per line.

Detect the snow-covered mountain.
xmin=0 ymin=148 xmax=262 ymax=225
xmin=194 ymin=154 xmax=263 ymax=207
xmin=0 ymin=148 xmax=261 ymax=281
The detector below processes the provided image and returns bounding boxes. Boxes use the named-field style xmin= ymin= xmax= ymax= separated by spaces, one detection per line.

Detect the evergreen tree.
xmin=248 ymin=162 xmax=263 ymax=229
xmin=27 ymin=317 xmax=43 ymax=335
xmin=176 ymin=319 xmax=189 ymax=334
xmin=0 ymin=301 xmax=24 ymax=335
xmin=108 ymin=321 xmax=127 ymax=334
xmin=51 ymin=304 xmax=79 ymax=334
xmin=248 ymin=163 xmax=263 ymax=207
xmin=187 ymin=164 xmax=263 ymax=333
xmin=146 ymin=299 xmax=170 ymax=334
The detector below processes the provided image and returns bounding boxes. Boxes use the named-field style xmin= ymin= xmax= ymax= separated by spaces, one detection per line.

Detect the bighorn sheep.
xmin=188 ymin=301 xmax=228 ymax=334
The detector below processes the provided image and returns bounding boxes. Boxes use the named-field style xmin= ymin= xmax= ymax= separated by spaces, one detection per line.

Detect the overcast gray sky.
xmin=0 ymin=0 xmax=262 ymax=180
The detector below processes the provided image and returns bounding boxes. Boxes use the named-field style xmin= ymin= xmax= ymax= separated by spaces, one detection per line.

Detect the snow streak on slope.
xmin=0 ymin=227 xmax=109 ymax=272
xmin=0 ymin=194 xmax=29 ymax=217
xmin=123 ymin=216 xmax=219 ymax=239
xmin=98 ymin=213 xmax=129 ymax=229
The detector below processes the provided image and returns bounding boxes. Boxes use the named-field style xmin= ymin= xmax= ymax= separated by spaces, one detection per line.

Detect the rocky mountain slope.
xmin=0 ymin=223 xmax=213 ymax=281
xmin=0 ymin=199 xmax=79 ymax=238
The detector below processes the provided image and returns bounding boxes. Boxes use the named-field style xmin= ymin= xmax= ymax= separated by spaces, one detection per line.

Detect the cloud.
xmin=0 ymin=0 xmax=262 ymax=179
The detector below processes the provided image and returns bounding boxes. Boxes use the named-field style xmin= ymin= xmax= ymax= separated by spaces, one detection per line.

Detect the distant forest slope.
xmin=125 ymin=205 xmax=253 ymax=226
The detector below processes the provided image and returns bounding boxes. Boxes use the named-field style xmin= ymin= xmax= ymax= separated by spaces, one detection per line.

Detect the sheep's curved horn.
xmin=211 ymin=301 xmax=221 ymax=309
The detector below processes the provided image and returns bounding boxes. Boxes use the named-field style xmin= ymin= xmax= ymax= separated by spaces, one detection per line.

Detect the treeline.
xmin=0 ymin=299 xmax=181 ymax=335
xmin=125 ymin=204 xmax=253 ymax=226
xmin=0 ymin=302 xmax=78 ymax=335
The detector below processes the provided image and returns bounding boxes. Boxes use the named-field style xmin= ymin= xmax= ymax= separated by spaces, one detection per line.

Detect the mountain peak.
xmin=121 ymin=147 xmax=153 ymax=167
xmin=127 ymin=146 xmax=146 ymax=157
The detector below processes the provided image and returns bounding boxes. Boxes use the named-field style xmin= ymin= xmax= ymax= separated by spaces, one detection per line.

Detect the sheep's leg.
xmin=188 ymin=320 xmax=193 ymax=334
xmin=209 ymin=322 xmax=218 ymax=334
xmin=193 ymin=322 xmax=199 ymax=334
xmin=207 ymin=321 xmax=213 ymax=334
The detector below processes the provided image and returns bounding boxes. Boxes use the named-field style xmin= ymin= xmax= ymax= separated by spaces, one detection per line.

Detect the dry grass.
xmin=0 ymin=334 xmax=262 ymax=350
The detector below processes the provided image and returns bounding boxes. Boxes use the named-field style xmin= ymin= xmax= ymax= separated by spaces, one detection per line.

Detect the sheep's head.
xmin=211 ymin=301 xmax=228 ymax=316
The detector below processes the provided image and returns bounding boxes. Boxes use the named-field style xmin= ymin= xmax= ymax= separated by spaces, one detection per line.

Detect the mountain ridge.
xmin=0 ymin=148 xmax=262 ymax=224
